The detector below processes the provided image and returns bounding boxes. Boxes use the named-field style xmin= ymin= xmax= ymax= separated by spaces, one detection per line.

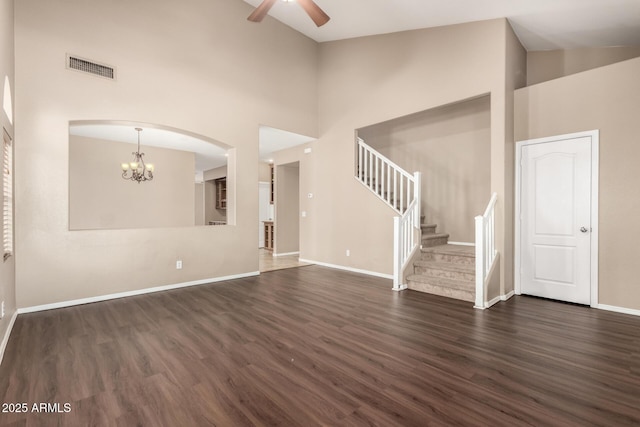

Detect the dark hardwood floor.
xmin=1 ymin=265 xmax=640 ymax=426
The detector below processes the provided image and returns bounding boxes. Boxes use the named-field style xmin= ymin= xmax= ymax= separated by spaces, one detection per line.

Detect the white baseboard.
xmin=597 ymin=304 xmax=640 ymax=317
xmin=298 ymin=258 xmax=393 ymax=280
xmin=273 ymin=251 xmax=300 ymax=257
xmin=480 ymin=291 xmax=515 ymax=310
xmin=501 ymin=290 xmax=515 ymax=301
xmin=448 ymin=242 xmax=475 ymax=247
xmin=0 ymin=310 xmax=18 ymax=367
xmin=18 ymin=271 xmax=260 ymax=314
xmin=485 ymin=296 xmax=501 ymax=308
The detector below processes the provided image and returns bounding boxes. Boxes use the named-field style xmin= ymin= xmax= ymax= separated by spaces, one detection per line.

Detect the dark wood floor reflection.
xmin=1 ymin=265 xmax=640 ymax=426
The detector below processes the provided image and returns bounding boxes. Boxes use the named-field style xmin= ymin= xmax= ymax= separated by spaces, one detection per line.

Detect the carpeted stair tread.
xmin=413 ymin=260 xmax=475 ymax=274
xmin=406 ymin=275 xmax=475 ymax=302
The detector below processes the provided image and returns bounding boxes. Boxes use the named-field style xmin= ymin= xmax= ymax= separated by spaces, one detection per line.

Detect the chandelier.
xmin=121 ymin=128 xmax=154 ymax=183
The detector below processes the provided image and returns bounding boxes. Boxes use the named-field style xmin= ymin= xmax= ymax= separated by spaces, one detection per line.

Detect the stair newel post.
xmin=413 ymin=172 xmax=421 ymax=229
xmin=474 ymin=215 xmax=485 ymax=309
xmin=393 ymin=216 xmax=402 ymax=291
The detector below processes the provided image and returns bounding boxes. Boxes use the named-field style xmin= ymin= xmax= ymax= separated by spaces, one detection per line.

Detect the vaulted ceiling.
xmin=243 ymin=0 xmax=640 ymax=50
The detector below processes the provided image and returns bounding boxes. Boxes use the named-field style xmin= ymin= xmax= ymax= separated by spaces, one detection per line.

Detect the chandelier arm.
xmin=123 ymin=128 xmax=153 ymax=183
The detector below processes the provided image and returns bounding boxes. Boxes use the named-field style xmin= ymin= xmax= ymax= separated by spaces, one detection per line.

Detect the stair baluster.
xmin=355 ymin=137 xmax=420 ymax=289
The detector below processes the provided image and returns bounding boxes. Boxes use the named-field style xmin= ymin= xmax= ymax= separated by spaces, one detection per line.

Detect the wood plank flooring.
xmin=258 ymin=248 xmax=312 ymax=273
xmin=1 ymin=265 xmax=640 ymax=426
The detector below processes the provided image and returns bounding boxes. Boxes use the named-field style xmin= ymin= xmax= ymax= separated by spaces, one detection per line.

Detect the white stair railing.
xmin=393 ymin=183 xmax=420 ymax=290
xmin=355 ymin=137 xmax=421 ymax=290
xmin=474 ymin=192 xmax=498 ymax=309
xmin=356 ymin=138 xmax=417 ymax=215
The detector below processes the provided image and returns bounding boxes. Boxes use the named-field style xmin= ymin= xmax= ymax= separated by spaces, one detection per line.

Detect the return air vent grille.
xmin=67 ymin=55 xmax=116 ymax=80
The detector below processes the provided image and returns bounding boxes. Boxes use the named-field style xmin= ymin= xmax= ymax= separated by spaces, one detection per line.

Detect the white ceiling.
xmin=70 ymin=124 xmax=229 ymax=173
xmin=242 ymin=0 xmax=640 ymax=50
xmin=259 ymin=126 xmax=315 ymax=161
xmin=69 ymin=123 xmax=315 ymax=173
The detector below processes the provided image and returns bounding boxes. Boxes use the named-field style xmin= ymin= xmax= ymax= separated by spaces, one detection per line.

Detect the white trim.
xmin=596 ymin=304 xmax=640 ymax=317
xmin=299 ymin=258 xmax=393 ymax=280
xmin=485 ymin=295 xmax=501 ymax=308
xmin=273 ymin=251 xmax=300 ymax=257
xmin=501 ymin=290 xmax=515 ymax=301
xmin=476 ymin=290 xmax=515 ymax=310
xmin=0 ymin=310 xmax=18 ymax=367
xmin=17 ymin=271 xmax=260 ymax=314
xmin=448 ymin=241 xmax=475 ymax=247
xmin=515 ymin=130 xmax=599 ymax=306
xmin=590 ymin=139 xmax=599 ymax=307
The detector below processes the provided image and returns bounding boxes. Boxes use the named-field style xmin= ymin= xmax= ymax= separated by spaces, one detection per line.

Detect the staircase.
xmin=406 ymin=222 xmax=476 ymax=303
xmin=355 ymin=137 xmax=496 ymax=307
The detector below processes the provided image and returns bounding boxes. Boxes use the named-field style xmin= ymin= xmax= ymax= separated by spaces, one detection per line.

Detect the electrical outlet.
xmin=346 ymin=249 xmax=350 ymax=257
xmin=176 ymin=260 xmax=183 ymax=270
xmin=1 ymin=301 xmax=4 ymax=319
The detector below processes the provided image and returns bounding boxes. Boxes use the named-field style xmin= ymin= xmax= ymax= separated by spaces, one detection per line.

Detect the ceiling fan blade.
xmin=247 ymin=0 xmax=278 ymax=23
xmin=297 ymin=0 xmax=330 ymax=27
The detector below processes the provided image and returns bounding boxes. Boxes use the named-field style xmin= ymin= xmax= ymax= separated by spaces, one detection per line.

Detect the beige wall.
xmin=15 ymin=0 xmax=318 ymax=308
xmin=258 ymin=161 xmax=271 ymax=183
xmin=358 ymin=96 xmax=491 ymax=243
xmin=275 ymin=162 xmax=300 ymax=254
xmin=503 ymin=22 xmax=528 ymax=295
xmin=515 ymin=57 xmax=640 ymax=311
xmin=194 ymin=183 xmax=204 ymax=226
xmin=10 ymin=0 xmax=538 ymax=310
xmin=302 ymin=19 xmax=518 ymax=283
xmin=527 ymin=46 xmax=640 ymax=86
xmin=69 ymin=135 xmax=195 ymax=229
xmin=0 ymin=0 xmax=15 ymax=347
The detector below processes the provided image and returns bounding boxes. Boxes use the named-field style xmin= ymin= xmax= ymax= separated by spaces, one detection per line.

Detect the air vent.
xmin=66 ymin=55 xmax=116 ymax=80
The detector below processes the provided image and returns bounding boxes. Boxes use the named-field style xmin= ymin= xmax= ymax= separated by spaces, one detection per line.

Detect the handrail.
xmin=474 ymin=192 xmax=498 ymax=309
xmin=355 ymin=137 xmax=421 ymax=290
xmin=356 ymin=138 xmax=414 ymax=181
xmin=356 ymin=137 xmax=416 ymax=214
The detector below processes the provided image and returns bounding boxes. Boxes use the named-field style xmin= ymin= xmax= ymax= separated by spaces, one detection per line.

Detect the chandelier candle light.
xmin=121 ymin=127 xmax=154 ymax=183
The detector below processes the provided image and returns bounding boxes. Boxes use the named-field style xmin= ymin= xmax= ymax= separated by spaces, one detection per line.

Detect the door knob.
xmin=580 ymin=227 xmax=589 ymax=233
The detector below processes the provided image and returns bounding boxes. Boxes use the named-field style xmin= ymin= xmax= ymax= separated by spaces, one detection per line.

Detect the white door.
xmin=258 ymin=182 xmax=270 ymax=248
xmin=519 ymin=135 xmax=594 ymax=305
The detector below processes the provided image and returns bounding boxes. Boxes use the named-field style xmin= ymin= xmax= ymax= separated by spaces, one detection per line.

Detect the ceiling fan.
xmin=247 ymin=0 xmax=330 ymax=27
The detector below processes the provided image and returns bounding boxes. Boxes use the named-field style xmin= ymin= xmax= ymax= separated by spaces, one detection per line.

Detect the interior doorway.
xmin=257 ymin=125 xmax=315 ymax=273
xmin=259 ymin=161 xmax=311 ymax=272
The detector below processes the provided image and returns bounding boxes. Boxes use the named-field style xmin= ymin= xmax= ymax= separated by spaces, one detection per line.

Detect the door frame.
xmin=515 ymin=130 xmax=599 ymax=307
xmin=258 ymin=181 xmax=271 ymax=248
